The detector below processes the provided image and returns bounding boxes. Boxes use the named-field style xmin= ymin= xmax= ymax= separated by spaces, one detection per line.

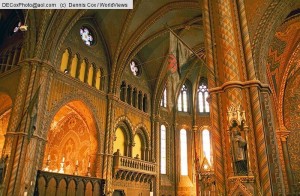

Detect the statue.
xmin=231 ymin=125 xmax=248 ymax=175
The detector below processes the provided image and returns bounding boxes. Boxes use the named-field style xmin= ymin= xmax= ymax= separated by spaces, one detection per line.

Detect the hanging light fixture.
xmin=19 ymin=10 xmax=29 ymax=32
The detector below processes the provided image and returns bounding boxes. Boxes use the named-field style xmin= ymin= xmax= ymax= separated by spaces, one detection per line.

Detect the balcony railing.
xmin=34 ymin=170 xmax=105 ymax=196
xmin=113 ymin=154 xmax=156 ymax=182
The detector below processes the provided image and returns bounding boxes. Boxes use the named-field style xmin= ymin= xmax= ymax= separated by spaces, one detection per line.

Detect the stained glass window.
xmin=178 ymin=84 xmax=188 ymax=112
xmin=80 ymin=27 xmax=94 ymax=46
xmin=130 ymin=60 xmax=140 ymax=76
xmin=180 ymin=129 xmax=188 ymax=175
xmin=160 ymin=88 xmax=167 ymax=107
xmin=198 ymin=79 xmax=209 ymax=113
xmin=161 ymin=125 xmax=166 ymax=174
xmin=202 ymin=129 xmax=211 ymax=164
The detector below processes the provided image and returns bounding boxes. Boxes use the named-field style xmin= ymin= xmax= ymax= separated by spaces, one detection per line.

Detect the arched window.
xmin=132 ymin=88 xmax=137 ymax=107
xmin=79 ymin=60 xmax=86 ymax=82
xmin=180 ymin=129 xmax=188 ymax=175
xmin=70 ymin=54 xmax=78 ymax=78
xmin=138 ymin=91 xmax=143 ymax=110
xmin=198 ymin=79 xmax=209 ymax=113
xmin=202 ymin=129 xmax=211 ymax=164
xmin=143 ymin=94 xmax=147 ymax=112
xmin=132 ymin=134 xmax=142 ymax=159
xmin=113 ymin=128 xmax=126 ymax=156
xmin=160 ymin=87 xmax=167 ymax=107
xmin=87 ymin=64 xmax=94 ymax=86
xmin=60 ymin=49 xmax=70 ymax=72
xmin=120 ymin=81 xmax=126 ymax=101
xmin=160 ymin=125 xmax=167 ymax=174
xmin=127 ymin=85 xmax=132 ymax=105
xmin=178 ymin=84 xmax=188 ymax=112
xmin=95 ymin=68 xmax=102 ymax=90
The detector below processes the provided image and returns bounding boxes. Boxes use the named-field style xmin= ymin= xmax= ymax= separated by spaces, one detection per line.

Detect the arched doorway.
xmin=43 ymin=101 xmax=98 ymax=176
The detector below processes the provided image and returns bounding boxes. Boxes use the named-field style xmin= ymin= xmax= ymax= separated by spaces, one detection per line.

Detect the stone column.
xmin=103 ymin=94 xmax=117 ymax=195
xmin=210 ymin=0 xmax=243 ymax=181
xmin=25 ymin=62 xmax=54 ymax=195
xmin=202 ymin=0 xmax=224 ymax=192
xmin=278 ymin=130 xmax=295 ymax=194
xmin=2 ymin=61 xmax=32 ymax=196
xmin=192 ymin=125 xmax=199 ymax=196
xmin=152 ymin=115 xmax=160 ymax=196
xmin=129 ymin=142 xmax=135 ymax=158
xmin=3 ymin=60 xmax=55 ymax=195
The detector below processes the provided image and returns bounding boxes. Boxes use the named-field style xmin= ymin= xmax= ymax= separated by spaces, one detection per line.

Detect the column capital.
xmin=277 ymin=129 xmax=290 ymax=142
xmin=192 ymin=125 xmax=198 ymax=131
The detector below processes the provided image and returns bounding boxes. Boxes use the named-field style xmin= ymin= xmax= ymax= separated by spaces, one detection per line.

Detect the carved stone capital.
xmin=277 ymin=130 xmax=291 ymax=142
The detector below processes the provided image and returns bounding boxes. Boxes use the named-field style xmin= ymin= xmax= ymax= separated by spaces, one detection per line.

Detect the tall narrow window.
xmin=127 ymin=85 xmax=132 ymax=105
xmin=180 ymin=129 xmax=188 ymax=175
xmin=143 ymin=94 xmax=147 ymax=112
xmin=198 ymin=79 xmax=209 ymax=113
xmin=202 ymin=129 xmax=211 ymax=164
xmin=70 ymin=54 xmax=78 ymax=78
xmin=138 ymin=91 xmax=143 ymax=110
xmin=60 ymin=49 xmax=70 ymax=71
xmin=178 ymin=84 xmax=188 ymax=112
xmin=132 ymin=88 xmax=137 ymax=107
xmin=161 ymin=88 xmax=167 ymax=107
xmin=95 ymin=68 xmax=101 ymax=90
xmin=161 ymin=125 xmax=167 ymax=174
xmin=120 ymin=81 xmax=126 ymax=101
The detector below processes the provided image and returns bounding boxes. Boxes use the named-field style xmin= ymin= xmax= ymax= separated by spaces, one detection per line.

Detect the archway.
xmin=266 ymin=12 xmax=300 ymax=193
xmin=0 ymin=92 xmax=12 ymax=154
xmin=43 ymin=100 xmax=98 ymax=176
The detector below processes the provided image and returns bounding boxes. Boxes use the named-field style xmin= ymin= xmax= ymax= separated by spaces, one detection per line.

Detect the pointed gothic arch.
xmin=113 ymin=116 xmax=134 ymax=157
xmin=43 ymin=100 xmax=99 ymax=177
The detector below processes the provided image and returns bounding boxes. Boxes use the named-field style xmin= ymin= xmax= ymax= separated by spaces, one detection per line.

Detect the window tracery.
xmin=198 ymin=79 xmax=209 ymax=113
xmin=178 ymin=84 xmax=188 ymax=112
xmin=130 ymin=60 xmax=141 ymax=76
xmin=80 ymin=27 xmax=94 ymax=46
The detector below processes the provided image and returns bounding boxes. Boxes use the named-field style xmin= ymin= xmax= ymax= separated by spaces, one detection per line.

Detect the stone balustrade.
xmin=113 ymin=154 xmax=156 ymax=182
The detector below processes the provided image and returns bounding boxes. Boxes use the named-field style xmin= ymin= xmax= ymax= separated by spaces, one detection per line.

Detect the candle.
xmin=62 ymin=157 xmax=65 ymax=162
xmin=76 ymin=160 xmax=78 ymax=165
xmin=88 ymin=162 xmax=90 ymax=167
xmin=47 ymin=155 xmax=50 ymax=160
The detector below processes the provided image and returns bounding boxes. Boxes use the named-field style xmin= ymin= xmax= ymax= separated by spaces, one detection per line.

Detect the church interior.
xmin=0 ymin=0 xmax=300 ymax=195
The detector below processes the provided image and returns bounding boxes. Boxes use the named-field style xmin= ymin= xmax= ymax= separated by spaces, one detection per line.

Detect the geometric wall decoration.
xmin=284 ymin=71 xmax=300 ymax=190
